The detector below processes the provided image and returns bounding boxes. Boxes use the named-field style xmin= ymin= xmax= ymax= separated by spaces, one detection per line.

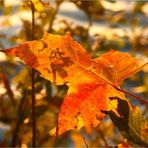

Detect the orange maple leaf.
xmin=3 ymin=33 xmax=147 ymax=136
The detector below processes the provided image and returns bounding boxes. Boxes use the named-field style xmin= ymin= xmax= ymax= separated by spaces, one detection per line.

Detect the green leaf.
xmin=102 ymin=97 xmax=148 ymax=146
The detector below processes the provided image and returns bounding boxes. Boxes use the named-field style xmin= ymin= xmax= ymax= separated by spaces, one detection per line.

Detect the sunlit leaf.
xmin=3 ymin=33 xmax=146 ymax=136
xmin=31 ymin=0 xmax=48 ymax=12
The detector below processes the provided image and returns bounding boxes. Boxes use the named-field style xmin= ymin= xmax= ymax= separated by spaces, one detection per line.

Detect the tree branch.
xmin=30 ymin=1 xmax=36 ymax=147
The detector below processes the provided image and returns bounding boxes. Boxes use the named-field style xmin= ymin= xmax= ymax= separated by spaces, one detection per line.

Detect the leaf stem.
xmin=31 ymin=1 xmax=36 ymax=147
xmin=113 ymin=86 xmax=148 ymax=105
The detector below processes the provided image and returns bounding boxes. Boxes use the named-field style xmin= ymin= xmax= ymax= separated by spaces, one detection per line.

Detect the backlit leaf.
xmin=3 ymin=33 xmax=146 ymax=136
xmin=4 ymin=33 xmax=91 ymax=85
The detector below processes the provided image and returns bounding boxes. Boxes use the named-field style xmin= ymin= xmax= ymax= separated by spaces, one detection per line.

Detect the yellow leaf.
xmin=31 ymin=0 xmax=44 ymax=12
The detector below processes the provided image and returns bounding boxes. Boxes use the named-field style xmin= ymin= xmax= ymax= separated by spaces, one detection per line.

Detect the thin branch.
xmin=98 ymin=129 xmax=108 ymax=146
xmin=86 ymin=16 xmax=92 ymax=51
xmin=0 ymin=69 xmax=15 ymax=107
xmin=47 ymin=2 xmax=61 ymax=33
xmin=82 ymin=134 xmax=89 ymax=148
xmin=11 ymin=89 xmax=27 ymax=147
xmin=30 ymin=1 xmax=36 ymax=147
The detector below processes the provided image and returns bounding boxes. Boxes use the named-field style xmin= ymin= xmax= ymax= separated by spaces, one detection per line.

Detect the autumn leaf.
xmin=2 ymin=33 xmax=146 ymax=136
xmin=31 ymin=0 xmax=49 ymax=12
xmin=4 ymin=33 xmax=91 ymax=85
xmin=57 ymin=83 xmax=124 ymax=135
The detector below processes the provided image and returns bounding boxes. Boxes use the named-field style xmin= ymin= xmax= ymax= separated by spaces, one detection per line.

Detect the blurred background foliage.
xmin=0 ymin=0 xmax=148 ymax=147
